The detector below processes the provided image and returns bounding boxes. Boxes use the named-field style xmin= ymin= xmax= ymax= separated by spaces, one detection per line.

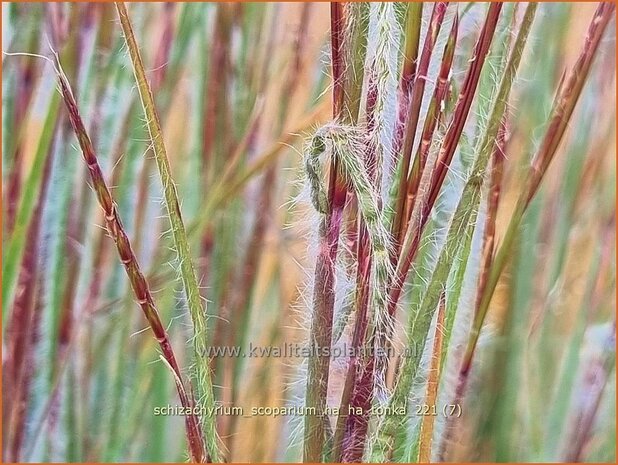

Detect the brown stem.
xmin=389 ymin=3 xmax=503 ymax=318
xmin=392 ymin=3 xmax=448 ymax=248
xmin=55 ymin=60 xmax=206 ymax=463
xmin=475 ymin=118 xmax=507 ymax=316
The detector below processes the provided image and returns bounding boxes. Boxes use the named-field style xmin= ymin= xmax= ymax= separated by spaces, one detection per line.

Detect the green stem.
xmin=115 ymin=3 xmax=220 ymax=461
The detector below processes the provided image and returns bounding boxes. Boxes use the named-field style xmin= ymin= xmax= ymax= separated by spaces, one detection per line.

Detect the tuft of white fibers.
xmin=363 ymin=2 xmax=401 ymax=204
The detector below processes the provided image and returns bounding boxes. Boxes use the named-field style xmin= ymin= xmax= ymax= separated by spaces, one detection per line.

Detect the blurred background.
xmin=2 ymin=2 xmax=615 ymax=463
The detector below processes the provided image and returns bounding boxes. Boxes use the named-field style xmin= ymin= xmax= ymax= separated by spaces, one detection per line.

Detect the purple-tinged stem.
xmin=55 ymin=60 xmax=207 ymax=463
xmin=391 ymin=3 xmax=422 ymax=165
xmin=389 ymin=3 xmax=503 ymax=318
xmin=392 ymin=3 xmax=447 ymax=248
xmin=3 ymin=123 xmax=56 ymax=463
xmin=403 ymin=11 xmax=459 ymax=231
xmin=475 ymin=118 xmax=507 ymax=317
xmin=303 ymin=5 xmax=347 ymax=462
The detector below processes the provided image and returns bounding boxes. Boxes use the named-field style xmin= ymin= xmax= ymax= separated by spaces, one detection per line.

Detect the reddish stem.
xmin=389 ymin=3 xmax=503 ymax=317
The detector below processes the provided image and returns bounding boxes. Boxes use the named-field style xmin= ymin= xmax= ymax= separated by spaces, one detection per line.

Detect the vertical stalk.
xmin=115 ymin=3 xmax=219 ymax=461
xmin=416 ymin=291 xmax=446 ymax=463
xmin=303 ymin=5 xmax=346 ymax=462
xmin=388 ymin=1 xmax=421 ymax=237
xmin=391 ymin=3 xmax=447 ymax=247
xmin=304 ymin=3 xmax=368 ymax=462
xmin=403 ymin=12 xmax=459 ymax=230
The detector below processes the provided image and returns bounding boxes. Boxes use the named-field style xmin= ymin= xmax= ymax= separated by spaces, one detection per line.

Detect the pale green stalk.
xmin=115 ymin=3 xmax=219 ymax=461
xmin=372 ymin=175 xmax=483 ymax=463
xmin=439 ymin=3 xmax=514 ymax=369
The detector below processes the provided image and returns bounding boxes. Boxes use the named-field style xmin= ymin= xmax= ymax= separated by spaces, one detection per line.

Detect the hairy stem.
xmin=115 ymin=3 xmax=220 ymax=461
xmin=54 ymin=57 xmax=206 ymax=463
